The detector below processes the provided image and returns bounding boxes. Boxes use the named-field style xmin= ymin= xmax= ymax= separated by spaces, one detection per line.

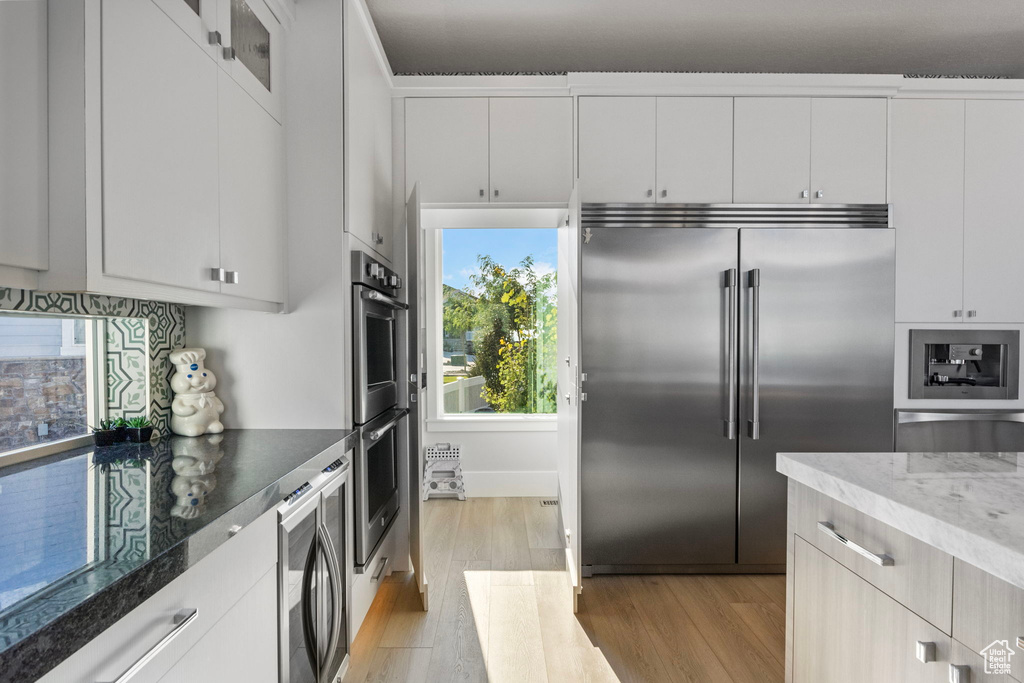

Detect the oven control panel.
xmin=353 ymin=251 xmax=401 ymax=297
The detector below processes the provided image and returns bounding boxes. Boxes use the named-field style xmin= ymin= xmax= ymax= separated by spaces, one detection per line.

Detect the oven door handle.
xmin=368 ymin=409 xmax=409 ymax=441
xmin=361 ymin=289 xmax=408 ymax=310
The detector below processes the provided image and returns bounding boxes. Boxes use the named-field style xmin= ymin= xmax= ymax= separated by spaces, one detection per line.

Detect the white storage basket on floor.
xmin=423 ymin=443 xmax=466 ymax=501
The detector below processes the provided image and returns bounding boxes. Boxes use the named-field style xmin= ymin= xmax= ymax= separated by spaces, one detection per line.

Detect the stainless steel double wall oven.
xmin=352 ymin=251 xmax=408 ymax=571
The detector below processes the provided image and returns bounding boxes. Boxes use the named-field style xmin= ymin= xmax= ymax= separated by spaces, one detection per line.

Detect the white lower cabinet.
xmin=792 ymin=536 xmax=951 ymax=683
xmin=38 ymin=510 xmax=277 ymax=683
xmin=156 ymin=567 xmax=278 ymax=683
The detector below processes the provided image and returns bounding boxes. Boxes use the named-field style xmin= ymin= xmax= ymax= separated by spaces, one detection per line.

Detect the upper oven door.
xmin=352 ymin=285 xmax=405 ymax=425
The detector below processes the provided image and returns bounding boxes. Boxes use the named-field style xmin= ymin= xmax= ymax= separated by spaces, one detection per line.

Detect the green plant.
xmin=92 ymin=419 xmax=119 ymax=432
xmin=112 ymin=417 xmax=127 ymax=428
xmin=125 ymin=416 xmax=152 ymax=429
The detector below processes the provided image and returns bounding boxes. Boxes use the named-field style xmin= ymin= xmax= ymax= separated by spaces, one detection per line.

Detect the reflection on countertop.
xmin=777 ymin=450 xmax=1024 ymax=591
xmin=0 ymin=429 xmax=355 ymax=683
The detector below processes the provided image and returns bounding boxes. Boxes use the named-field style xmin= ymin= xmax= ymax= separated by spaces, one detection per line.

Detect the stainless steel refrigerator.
xmin=580 ymin=205 xmax=895 ymax=574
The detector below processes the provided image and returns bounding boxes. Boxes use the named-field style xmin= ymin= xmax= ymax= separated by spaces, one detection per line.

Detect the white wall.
xmin=423 ymin=428 xmax=558 ymax=497
xmin=185 ymin=0 xmax=348 ymax=429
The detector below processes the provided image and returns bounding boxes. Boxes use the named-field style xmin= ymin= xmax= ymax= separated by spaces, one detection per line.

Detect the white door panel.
xmin=578 ymin=97 xmax=656 ymax=203
xmin=406 ymin=98 xmax=489 ymax=203
xmin=810 ymin=98 xmax=888 ymax=205
xmin=489 ymin=97 xmax=573 ymax=203
xmin=733 ymin=97 xmax=812 ymax=203
xmin=656 ymin=97 xmax=733 ymax=203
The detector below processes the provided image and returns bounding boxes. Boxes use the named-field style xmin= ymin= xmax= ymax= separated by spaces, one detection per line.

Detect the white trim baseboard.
xmin=460 ymin=470 xmax=558 ymax=497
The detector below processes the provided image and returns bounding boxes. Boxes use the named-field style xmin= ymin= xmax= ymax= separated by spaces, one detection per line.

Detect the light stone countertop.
xmin=777 ymin=451 xmax=1024 ymax=591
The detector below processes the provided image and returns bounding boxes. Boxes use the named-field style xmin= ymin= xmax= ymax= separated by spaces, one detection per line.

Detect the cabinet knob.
xmin=967 ymin=310 xmax=977 ymax=318
xmin=210 ymin=267 xmax=226 ymax=283
xmin=646 ymin=189 xmax=653 ymax=198
xmin=479 ymin=189 xmax=485 ymax=197
xmin=953 ymin=310 xmax=963 ymax=318
xmin=208 ymin=30 xmax=222 ymax=46
xmin=660 ymin=189 xmax=668 ymax=198
xmin=915 ymin=641 xmax=936 ymax=664
xmin=948 ymin=664 xmax=970 ymax=683
xmin=801 ymin=190 xmax=809 ymax=198
xmin=224 ymin=271 xmax=239 ymax=285
xmin=816 ymin=190 xmax=824 ymax=199
xmin=223 ymin=46 xmax=236 ymax=61
xmin=494 ymin=189 xmax=499 ymax=198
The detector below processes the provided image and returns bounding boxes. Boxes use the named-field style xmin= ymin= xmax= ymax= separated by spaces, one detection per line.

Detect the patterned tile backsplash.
xmin=0 ymin=289 xmax=185 ymax=437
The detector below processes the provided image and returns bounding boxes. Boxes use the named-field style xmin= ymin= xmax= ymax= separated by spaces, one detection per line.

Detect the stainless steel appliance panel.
xmin=581 ymin=227 xmax=740 ymax=568
xmin=352 ymin=286 xmax=402 ymax=425
xmin=896 ymin=409 xmax=1024 ymax=452
xmin=738 ymin=228 xmax=895 ymax=565
xmin=355 ymin=408 xmax=405 ymax=568
xmin=278 ymin=491 xmax=321 ymax=683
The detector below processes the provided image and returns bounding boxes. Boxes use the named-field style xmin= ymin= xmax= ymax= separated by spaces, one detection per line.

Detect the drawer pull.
xmin=372 ymin=555 xmax=390 ymax=583
xmin=948 ymin=663 xmax=970 ymax=683
xmin=916 ymin=640 xmax=936 ymax=663
xmin=103 ymin=608 xmax=198 ymax=682
xmin=817 ymin=522 xmax=894 ymax=567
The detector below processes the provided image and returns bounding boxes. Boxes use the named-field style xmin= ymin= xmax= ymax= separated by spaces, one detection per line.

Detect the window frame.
xmin=425 ymin=226 xmax=558 ymax=432
xmin=0 ymin=316 xmax=107 ymax=467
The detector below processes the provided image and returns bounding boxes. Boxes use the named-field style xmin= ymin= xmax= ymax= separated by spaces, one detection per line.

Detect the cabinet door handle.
xmin=817 ymin=521 xmax=894 ymax=566
xmin=210 ymin=267 xmax=226 ymax=283
xmin=208 ymin=30 xmax=221 ymax=46
xmin=479 ymin=189 xmax=485 ymax=197
xmin=916 ymin=641 xmax=936 ymax=663
xmin=371 ymin=555 xmax=390 ymax=582
xmin=646 ymin=189 xmax=653 ymax=198
xmin=223 ymin=46 xmax=236 ymax=61
xmin=223 ymin=271 xmax=239 ymax=285
xmin=660 ymin=189 xmax=668 ymax=198
xmin=816 ymin=190 xmax=824 ymax=199
xmin=102 ymin=609 xmax=198 ymax=683
xmin=948 ymin=664 xmax=970 ymax=683
xmin=493 ymin=189 xmax=499 ymax=198
xmin=953 ymin=310 xmax=963 ymax=318
xmin=801 ymin=190 xmax=809 ymax=199
xmin=967 ymin=310 xmax=977 ymax=318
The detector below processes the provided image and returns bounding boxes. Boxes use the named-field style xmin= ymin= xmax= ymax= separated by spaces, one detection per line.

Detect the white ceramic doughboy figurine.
xmin=169 ymin=348 xmax=225 ymax=437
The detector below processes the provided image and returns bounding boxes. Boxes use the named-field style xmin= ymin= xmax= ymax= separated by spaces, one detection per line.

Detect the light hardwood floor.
xmin=344 ymin=498 xmax=786 ymax=683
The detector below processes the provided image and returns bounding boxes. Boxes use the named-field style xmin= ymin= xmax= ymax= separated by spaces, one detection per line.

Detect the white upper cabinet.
xmin=489 ymin=97 xmax=574 ymax=203
xmin=734 ymin=97 xmax=887 ymax=204
xmin=0 ymin=0 xmax=48 ymax=275
xmin=101 ymin=0 xmax=222 ymax=293
xmin=655 ymin=97 xmax=734 ymax=203
xmin=733 ymin=98 xmax=812 ymax=203
xmin=218 ymin=0 xmax=283 ymax=122
xmin=218 ymin=70 xmax=285 ymax=303
xmin=151 ymin=0 xmax=220 ymax=58
xmin=578 ymin=97 xmax=657 ymax=203
xmin=810 ymin=98 xmax=888 ymax=204
xmin=406 ymin=98 xmax=490 ymax=203
xmin=890 ymin=99 xmax=966 ymax=323
xmin=406 ymin=97 xmax=573 ymax=205
xmin=345 ymin=0 xmax=393 ymax=261
xmin=963 ymin=100 xmax=1024 ymax=323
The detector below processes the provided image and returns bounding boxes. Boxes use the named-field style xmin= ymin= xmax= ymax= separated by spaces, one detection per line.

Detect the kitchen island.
xmin=0 ymin=429 xmax=355 ymax=683
xmin=778 ymin=451 xmax=1024 ymax=683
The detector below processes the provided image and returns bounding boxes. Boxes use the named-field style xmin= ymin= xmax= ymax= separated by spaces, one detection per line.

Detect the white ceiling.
xmin=364 ymin=0 xmax=1024 ymax=77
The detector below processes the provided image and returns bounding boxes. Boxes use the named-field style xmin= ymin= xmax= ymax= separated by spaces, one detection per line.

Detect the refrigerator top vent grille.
xmin=581 ymin=203 xmax=891 ymax=229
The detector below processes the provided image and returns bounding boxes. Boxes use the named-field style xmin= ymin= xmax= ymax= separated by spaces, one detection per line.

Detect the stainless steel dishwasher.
xmin=895 ymin=409 xmax=1024 ymax=451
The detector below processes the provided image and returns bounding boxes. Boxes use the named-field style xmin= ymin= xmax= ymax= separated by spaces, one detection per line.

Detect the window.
xmin=439 ymin=228 xmax=558 ymax=416
xmin=0 ymin=315 xmax=98 ymax=455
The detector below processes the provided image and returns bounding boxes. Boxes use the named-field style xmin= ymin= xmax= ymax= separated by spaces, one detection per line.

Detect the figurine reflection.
xmin=170 ymin=434 xmax=224 ymax=520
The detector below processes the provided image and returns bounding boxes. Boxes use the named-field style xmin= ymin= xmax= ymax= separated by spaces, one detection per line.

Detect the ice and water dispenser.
xmin=909 ymin=329 xmax=1020 ymax=399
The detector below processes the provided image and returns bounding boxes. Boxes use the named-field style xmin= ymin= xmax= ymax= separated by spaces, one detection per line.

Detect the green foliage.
xmin=452 ymin=255 xmax=557 ymax=414
xmin=92 ymin=418 xmax=124 ymax=432
xmin=125 ymin=416 xmax=152 ymax=429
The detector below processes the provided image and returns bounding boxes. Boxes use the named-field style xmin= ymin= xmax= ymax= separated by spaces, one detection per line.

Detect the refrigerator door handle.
xmin=725 ymin=268 xmax=738 ymax=439
xmin=747 ymin=269 xmax=761 ymax=440
xmin=317 ymin=523 xmax=343 ymax=683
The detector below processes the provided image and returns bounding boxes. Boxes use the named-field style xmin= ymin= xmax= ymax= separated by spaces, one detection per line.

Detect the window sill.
xmin=426 ymin=416 xmax=557 ymax=433
xmin=0 ymin=434 xmax=94 ymax=469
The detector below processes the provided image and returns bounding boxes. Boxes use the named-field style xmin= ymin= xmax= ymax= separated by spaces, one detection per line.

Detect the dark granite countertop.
xmin=0 ymin=429 xmax=356 ymax=683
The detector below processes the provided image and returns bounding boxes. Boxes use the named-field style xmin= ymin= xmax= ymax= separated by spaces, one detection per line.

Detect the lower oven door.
xmin=355 ymin=408 xmax=406 ymax=568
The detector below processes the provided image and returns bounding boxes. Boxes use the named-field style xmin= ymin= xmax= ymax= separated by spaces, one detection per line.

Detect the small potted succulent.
xmin=112 ymin=417 xmax=128 ymax=442
xmin=91 ymin=419 xmax=122 ymax=448
xmin=125 ymin=416 xmax=154 ymax=443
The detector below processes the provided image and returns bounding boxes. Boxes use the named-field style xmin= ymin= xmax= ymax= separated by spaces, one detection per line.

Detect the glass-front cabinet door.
xmin=149 ymin=0 xmax=221 ymax=59
xmin=218 ymin=0 xmax=283 ymax=121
